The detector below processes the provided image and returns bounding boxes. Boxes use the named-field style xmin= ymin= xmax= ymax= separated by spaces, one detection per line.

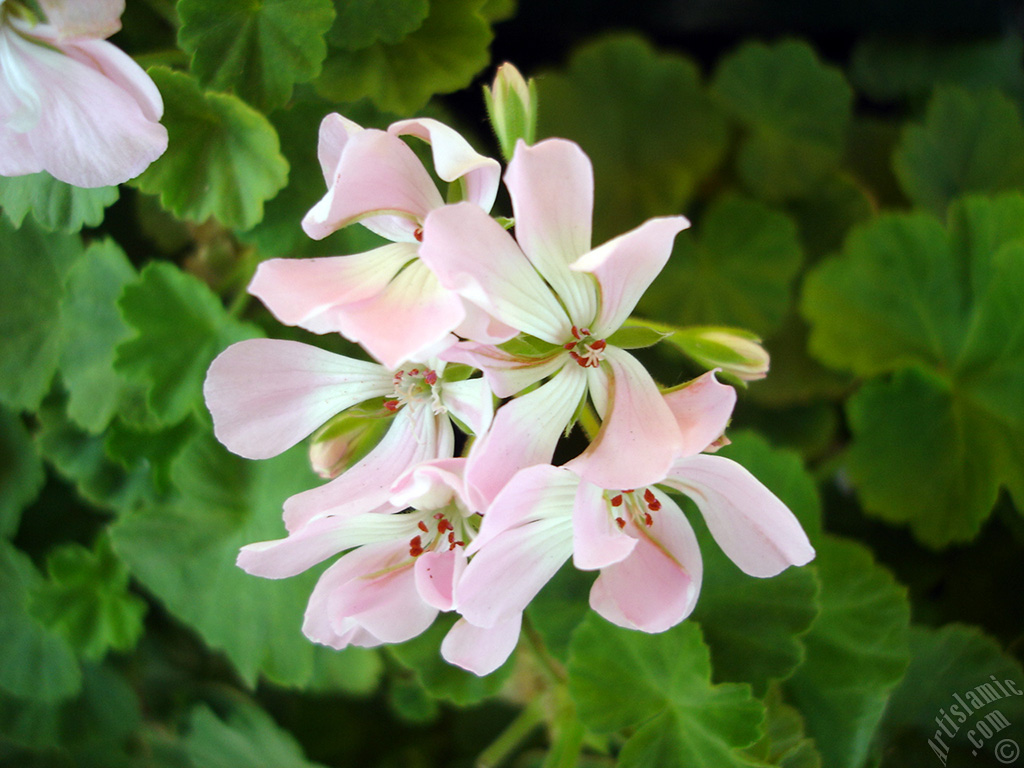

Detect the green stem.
xmin=523 ymin=614 xmax=567 ymax=684
xmin=476 ymin=697 xmax=546 ymax=768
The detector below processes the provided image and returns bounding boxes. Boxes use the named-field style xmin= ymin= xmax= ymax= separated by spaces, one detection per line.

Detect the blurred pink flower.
xmin=0 ymin=0 xmax=167 ymax=187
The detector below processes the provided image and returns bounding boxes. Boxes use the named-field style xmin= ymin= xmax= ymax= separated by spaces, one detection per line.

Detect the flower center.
xmin=383 ymin=368 xmax=444 ymax=414
xmin=606 ymin=488 xmax=661 ymax=529
xmin=563 ymin=325 xmax=606 ymax=368
xmin=408 ymin=510 xmax=469 ymax=557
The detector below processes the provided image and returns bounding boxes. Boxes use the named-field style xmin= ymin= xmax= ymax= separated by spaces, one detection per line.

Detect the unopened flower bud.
xmin=672 ymin=327 xmax=770 ymax=382
xmin=308 ymin=410 xmax=390 ymax=479
xmin=483 ymin=62 xmax=537 ymax=162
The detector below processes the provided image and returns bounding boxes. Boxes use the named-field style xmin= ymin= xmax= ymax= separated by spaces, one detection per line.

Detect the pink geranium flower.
xmin=453 ymin=372 xmax=815 ymax=649
xmin=247 ymin=115 xmax=511 ymax=369
xmin=418 ymin=138 xmax=690 ymax=506
xmin=203 ymin=338 xmax=492 ymax=530
xmin=237 ymin=458 xmax=521 ymax=676
xmin=0 ymin=0 xmax=167 ymax=187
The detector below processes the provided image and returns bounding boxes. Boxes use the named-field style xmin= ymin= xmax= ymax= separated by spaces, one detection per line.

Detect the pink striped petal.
xmin=415 ymin=550 xmax=466 ymax=611
xmin=452 ymin=302 xmax=519 ymax=346
xmin=566 ymin=348 xmax=681 ymax=490
xmin=203 ymin=339 xmax=392 ymax=460
xmin=504 ymin=139 xmax=598 ymax=325
xmin=248 ymin=244 xmax=415 ymax=335
xmin=419 ymin=202 xmax=571 ymax=343
xmin=284 ymin=407 xmax=453 ymax=531
xmin=389 ymin=117 xmax=500 ymax=212
xmin=332 ymin=259 xmax=465 ymax=370
xmin=301 ymin=129 xmax=443 ymax=240
xmin=662 ymin=371 xmax=737 ymax=457
xmin=315 ymin=112 xmax=363 ymax=183
xmin=464 ymin=366 xmax=587 ymax=510
xmin=439 ymin=376 xmax=493 ymax=437
xmin=37 ymin=1 xmax=123 ymax=38
xmin=442 ymin=614 xmax=522 ymax=676
xmin=663 ymin=454 xmax=815 ymax=577
xmin=589 ymin=492 xmax=702 ymax=632
xmin=441 ymin=342 xmax=565 ymax=399
xmin=571 ymin=215 xmax=689 ymax=337
xmin=389 ymin=457 xmax=465 ymax=511
xmin=571 ymin=479 xmax=637 ymax=570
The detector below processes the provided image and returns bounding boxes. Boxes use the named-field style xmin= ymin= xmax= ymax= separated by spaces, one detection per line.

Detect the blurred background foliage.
xmin=1 ymin=0 xmax=1023 ymax=765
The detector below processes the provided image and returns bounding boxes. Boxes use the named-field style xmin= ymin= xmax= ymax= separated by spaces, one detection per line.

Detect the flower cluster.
xmin=204 ymin=67 xmax=814 ymax=675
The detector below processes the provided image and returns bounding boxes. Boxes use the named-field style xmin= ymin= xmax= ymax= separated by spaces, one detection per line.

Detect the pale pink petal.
xmin=329 ymin=553 xmax=437 ymax=644
xmin=419 ymin=202 xmax=571 ymax=343
xmin=389 ymin=117 xmax=500 ymax=212
xmin=441 ymin=342 xmax=565 ymax=399
xmin=571 ymin=215 xmax=690 ymax=337
xmin=237 ymin=511 xmax=420 ymax=579
xmin=315 ymin=112 xmax=363 ymax=183
xmin=566 ymin=348 xmax=681 ymax=490
xmin=571 ymin=479 xmax=637 ymax=570
xmin=662 ymin=371 xmax=737 ymax=457
xmin=590 ymin=492 xmax=702 ymax=632
xmin=389 ymin=457 xmax=465 ymax=511
xmin=663 ymin=454 xmax=815 ymax=577
xmin=414 ymin=550 xmax=466 ymax=611
xmin=438 ymin=376 xmax=493 ymax=436
xmin=464 ymin=366 xmax=587 ymax=510
xmin=334 ymin=259 xmax=465 ymax=370
xmin=456 ymin=518 xmax=572 ymax=628
xmin=284 ymin=408 xmax=453 ymax=531
xmin=58 ymin=38 xmax=163 ymax=122
xmin=248 ymin=243 xmax=415 ymax=335
xmin=504 ymin=139 xmax=598 ymax=325
xmin=0 ymin=28 xmax=166 ymax=187
xmin=452 ymin=302 xmax=518 ymax=346
xmin=301 ymin=129 xmax=443 ymax=240
xmin=442 ymin=614 xmax=521 ymax=676
xmin=203 ymin=339 xmax=392 ymax=460
xmin=37 ymin=1 xmax=123 ymax=39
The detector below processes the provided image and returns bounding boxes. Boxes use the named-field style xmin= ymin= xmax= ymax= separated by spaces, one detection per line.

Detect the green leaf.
xmin=387 ymin=613 xmax=513 ymax=705
xmin=28 ymin=535 xmax=147 ymax=661
xmin=184 ymin=699 xmax=328 ymax=768
xmin=0 ymin=172 xmax=118 ymax=233
xmin=640 ymin=194 xmax=803 ymax=337
xmin=315 ymin=0 xmax=492 ymax=113
xmin=527 ymin=562 xmax=594 ymax=663
xmin=0 ymin=407 xmax=44 ymax=538
xmin=179 ymin=0 xmax=335 ymax=111
xmin=328 ymin=0 xmax=430 ymax=49
xmin=569 ymin=617 xmax=765 ymax=768
xmin=802 ymin=195 xmax=1024 ymax=545
xmin=0 ymin=541 xmax=80 ymax=702
xmin=850 ymin=34 xmax=1024 ymax=103
xmin=115 ymin=262 xmax=260 ymax=426
xmin=111 ymin=432 xmax=340 ymax=687
xmin=58 ymin=240 xmax=138 ymax=434
xmin=133 ymin=67 xmax=289 ymax=229
xmin=893 ymin=87 xmax=1024 ymax=215
xmin=785 ymin=172 xmax=875 ymax=261
xmin=746 ymin=686 xmax=822 ymax=768
xmin=712 ymin=40 xmax=853 ymax=201
xmin=0 ymin=219 xmax=83 ymax=411
xmin=538 ymin=34 xmax=729 ymax=240
xmin=879 ymin=624 xmax=1024 ymax=766
xmin=785 ymin=537 xmax=910 ymax=768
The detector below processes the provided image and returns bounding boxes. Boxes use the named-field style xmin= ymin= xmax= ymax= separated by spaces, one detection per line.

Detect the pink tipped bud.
xmin=483 ymin=62 xmax=537 ymax=162
xmin=308 ymin=410 xmax=391 ymax=479
xmin=671 ymin=326 xmax=770 ymax=382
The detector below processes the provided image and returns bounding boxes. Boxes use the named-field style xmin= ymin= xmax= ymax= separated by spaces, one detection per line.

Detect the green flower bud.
xmin=672 ymin=326 xmax=770 ymax=382
xmin=483 ymin=62 xmax=537 ymax=162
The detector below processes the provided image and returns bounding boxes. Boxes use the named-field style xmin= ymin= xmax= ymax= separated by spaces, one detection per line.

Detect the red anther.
xmin=643 ymin=489 xmax=657 ymax=504
xmin=447 ymin=532 xmax=455 ymax=543
xmin=564 ymin=342 xmax=576 ymax=349
xmin=580 ymin=328 xmax=591 ymax=336
xmin=383 ymin=399 xmax=400 ymax=412
xmin=409 ymin=535 xmax=423 ymax=557
xmin=413 ymin=227 xmax=424 ymax=242
xmin=571 ymin=325 xmax=581 ymax=339
xmin=624 ymin=489 xmax=634 ymax=494
xmin=644 ymin=512 xmax=653 ymax=527
xmin=648 ymin=500 xmax=662 ymax=511
xmin=410 ymin=368 xmax=419 ymax=375
xmin=433 ymin=512 xmax=444 ymax=519
xmin=424 ymin=370 xmax=438 ymax=385
xmin=454 ymin=540 xmax=465 ymax=547
xmin=616 ymin=517 xmax=626 ymax=529
xmin=610 ymin=494 xmax=623 ymax=507
xmin=591 ymin=339 xmax=606 ymax=351
xmin=569 ymin=350 xmax=582 ymax=363
xmin=438 ymin=519 xmax=453 ymax=533
xmin=418 ymin=521 xmax=429 ymax=532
